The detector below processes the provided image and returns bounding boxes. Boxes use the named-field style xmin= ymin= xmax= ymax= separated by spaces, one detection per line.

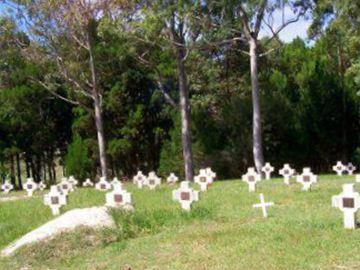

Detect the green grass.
xmin=1 ymin=175 xmax=360 ymax=269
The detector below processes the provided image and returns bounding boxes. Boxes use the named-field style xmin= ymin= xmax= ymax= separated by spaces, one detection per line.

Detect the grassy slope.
xmin=1 ymin=175 xmax=360 ymax=269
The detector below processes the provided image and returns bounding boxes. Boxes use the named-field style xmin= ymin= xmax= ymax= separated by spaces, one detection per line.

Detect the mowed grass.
xmin=1 ymin=175 xmax=360 ymax=269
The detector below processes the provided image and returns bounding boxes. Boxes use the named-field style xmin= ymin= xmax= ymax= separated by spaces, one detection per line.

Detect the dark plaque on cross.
xmin=149 ymin=180 xmax=155 ymax=185
xmin=343 ymin=198 xmax=355 ymax=208
xmin=248 ymin=175 xmax=255 ymax=182
xmin=303 ymin=175 xmax=310 ymax=182
xmin=180 ymin=192 xmax=190 ymax=200
xmin=27 ymin=184 xmax=32 ymax=189
xmin=114 ymin=194 xmax=123 ymax=203
xmin=51 ymin=196 xmax=59 ymax=204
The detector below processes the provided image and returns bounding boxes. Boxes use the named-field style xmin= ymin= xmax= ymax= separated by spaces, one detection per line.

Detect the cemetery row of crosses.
xmin=2 ymin=161 xmax=360 ymax=229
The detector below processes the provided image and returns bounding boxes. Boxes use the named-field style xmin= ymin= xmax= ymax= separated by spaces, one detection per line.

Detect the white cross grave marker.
xmin=68 ymin=176 xmax=78 ymax=187
xmin=173 ymin=181 xmax=199 ymax=211
xmin=205 ymin=167 xmax=216 ymax=181
xmin=194 ymin=169 xmax=214 ymax=191
xmin=296 ymin=168 xmax=317 ymax=191
xmin=105 ymin=183 xmax=132 ymax=208
xmin=145 ymin=172 xmax=161 ymax=190
xmin=110 ymin=177 xmax=121 ymax=187
xmin=38 ymin=181 xmax=46 ymax=191
xmin=1 ymin=180 xmax=13 ymax=194
xmin=253 ymin=193 xmax=274 ymax=218
xmin=346 ymin=163 xmax=357 ymax=175
xmin=332 ymin=183 xmax=360 ymax=229
xmin=58 ymin=178 xmax=74 ymax=195
xmin=83 ymin=178 xmax=94 ymax=187
xmin=261 ymin=162 xmax=274 ymax=180
xmin=242 ymin=167 xmax=261 ymax=192
xmin=133 ymin=171 xmax=146 ymax=189
xmin=95 ymin=177 xmax=111 ymax=191
xmin=279 ymin=164 xmax=295 ymax=185
xmin=23 ymin=178 xmax=38 ymax=197
xmin=333 ymin=161 xmax=346 ymax=176
xmin=167 ymin=173 xmax=179 ymax=185
xmin=44 ymin=185 xmax=67 ymax=215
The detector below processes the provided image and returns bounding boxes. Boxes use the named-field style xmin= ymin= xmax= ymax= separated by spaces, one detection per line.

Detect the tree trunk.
xmin=176 ymin=47 xmax=194 ymax=181
xmin=16 ymin=153 xmax=22 ymax=189
xmin=10 ymin=155 xmax=16 ymax=188
xmin=249 ymin=40 xmax=264 ymax=173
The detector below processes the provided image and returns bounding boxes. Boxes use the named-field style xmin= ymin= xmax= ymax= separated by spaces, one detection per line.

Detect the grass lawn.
xmin=1 ymin=175 xmax=360 ymax=269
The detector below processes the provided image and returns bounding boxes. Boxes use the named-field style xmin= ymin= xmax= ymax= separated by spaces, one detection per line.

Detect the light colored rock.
xmin=173 ymin=181 xmax=199 ymax=211
xmin=242 ymin=167 xmax=261 ymax=192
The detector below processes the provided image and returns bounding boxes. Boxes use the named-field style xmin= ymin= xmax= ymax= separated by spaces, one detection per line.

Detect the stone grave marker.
xmin=38 ymin=181 xmax=46 ymax=191
xmin=332 ymin=183 xmax=360 ymax=229
xmin=68 ymin=176 xmax=78 ymax=187
xmin=261 ymin=162 xmax=274 ymax=180
xmin=346 ymin=163 xmax=357 ymax=175
xmin=167 ymin=173 xmax=179 ymax=185
xmin=58 ymin=178 xmax=74 ymax=195
xmin=194 ymin=168 xmax=215 ymax=191
xmin=173 ymin=181 xmax=199 ymax=211
xmin=205 ymin=167 xmax=216 ymax=181
xmin=296 ymin=168 xmax=317 ymax=191
xmin=242 ymin=167 xmax=261 ymax=192
xmin=83 ymin=178 xmax=94 ymax=187
xmin=95 ymin=177 xmax=111 ymax=191
xmin=145 ymin=172 xmax=161 ymax=190
xmin=1 ymin=180 xmax=14 ymax=194
xmin=110 ymin=177 xmax=121 ymax=187
xmin=24 ymin=178 xmax=38 ymax=197
xmin=333 ymin=161 xmax=346 ymax=176
xmin=133 ymin=171 xmax=146 ymax=189
xmin=44 ymin=185 xmax=67 ymax=215
xmin=279 ymin=164 xmax=295 ymax=185
xmin=105 ymin=183 xmax=132 ymax=208
xmin=253 ymin=193 xmax=274 ymax=218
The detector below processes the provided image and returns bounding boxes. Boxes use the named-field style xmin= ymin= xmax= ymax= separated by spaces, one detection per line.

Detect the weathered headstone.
xmin=1 ymin=180 xmax=14 ymax=194
xmin=38 ymin=181 xmax=47 ymax=191
xmin=68 ymin=176 xmax=78 ymax=187
xmin=44 ymin=185 xmax=67 ymax=215
xmin=145 ymin=172 xmax=161 ymax=190
xmin=261 ymin=162 xmax=274 ymax=180
xmin=242 ymin=167 xmax=261 ymax=192
xmin=332 ymin=183 xmax=360 ymax=229
xmin=253 ymin=193 xmax=274 ymax=218
xmin=83 ymin=178 xmax=94 ymax=187
xmin=110 ymin=177 xmax=121 ymax=187
xmin=333 ymin=161 xmax=346 ymax=176
xmin=296 ymin=168 xmax=317 ymax=191
xmin=346 ymin=163 xmax=357 ymax=175
xmin=105 ymin=183 xmax=132 ymax=208
xmin=173 ymin=181 xmax=199 ymax=211
xmin=167 ymin=173 xmax=179 ymax=185
xmin=194 ymin=168 xmax=216 ymax=191
xmin=58 ymin=178 xmax=73 ymax=195
xmin=205 ymin=167 xmax=216 ymax=181
xmin=279 ymin=164 xmax=295 ymax=185
xmin=133 ymin=171 xmax=146 ymax=189
xmin=95 ymin=177 xmax=111 ymax=191
xmin=23 ymin=178 xmax=38 ymax=197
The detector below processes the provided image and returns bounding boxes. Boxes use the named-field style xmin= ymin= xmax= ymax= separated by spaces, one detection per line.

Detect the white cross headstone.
xmin=356 ymin=174 xmax=360 ymax=183
xmin=205 ymin=167 xmax=216 ymax=181
xmin=242 ymin=167 xmax=261 ymax=192
xmin=279 ymin=164 xmax=295 ymax=185
xmin=167 ymin=173 xmax=179 ymax=185
xmin=44 ymin=185 xmax=67 ymax=215
xmin=333 ymin=161 xmax=346 ymax=176
xmin=145 ymin=172 xmax=161 ymax=190
xmin=133 ymin=171 xmax=146 ymax=189
xmin=194 ymin=169 xmax=214 ymax=191
xmin=296 ymin=168 xmax=317 ymax=191
xmin=110 ymin=177 xmax=121 ymax=187
xmin=253 ymin=193 xmax=274 ymax=218
xmin=105 ymin=183 xmax=132 ymax=208
xmin=83 ymin=178 xmax=94 ymax=187
xmin=38 ymin=181 xmax=46 ymax=191
xmin=1 ymin=180 xmax=14 ymax=194
xmin=23 ymin=178 xmax=38 ymax=197
xmin=58 ymin=178 xmax=73 ymax=195
xmin=332 ymin=183 xmax=360 ymax=229
xmin=68 ymin=176 xmax=78 ymax=187
xmin=261 ymin=162 xmax=274 ymax=180
xmin=95 ymin=177 xmax=111 ymax=191
xmin=172 ymin=181 xmax=199 ymax=211
xmin=346 ymin=163 xmax=357 ymax=175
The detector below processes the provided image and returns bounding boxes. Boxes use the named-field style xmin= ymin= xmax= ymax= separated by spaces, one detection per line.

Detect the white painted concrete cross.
xmin=333 ymin=161 xmax=346 ymax=176
xmin=83 ymin=178 xmax=94 ymax=187
xmin=44 ymin=185 xmax=67 ymax=215
xmin=332 ymin=183 xmax=360 ymax=229
xmin=95 ymin=177 xmax=111 ymax=191
xmin=110 ymin=177 xmax=121 ymax=187
xmin=296 ymin=168 xmax=317 ymax=191
xmin=133 ymin=171 xmax=146 ymax=189
xmin=1 ymin=180 xmax=13 ymax=194
xmin=167 ymin=173 xmax=179 ymax=185
xmin=279 ymin=164 xmax=295 ymax=185
xmin=23 ymin=178 xmax=38 ymax=197
xmin=261 ymin=162 xmax=274 ymax=180
xmin=38 ymin=181 xmax=46 ymax=191
xmin=172 ymin=181 xmax=199 ymax=211
xmin=105 ymin=183 xmax=132 ymax=208
xmin=145 ymin=172 xmax=161 ymax=190
xmin=253 ymin=193 xmax=274 ymax=218
xmin=194 ymin=169 xmax=213 ymax=191
xmin=242 ymin=167 xmax=261 ymax=192
xmin=58 ymin=178 xmax=74 ymax=195
xmin=68 ymin=176 xmax=78 ymax=187
xmin=205 ymin=167 xmax=216 ymax=181
xmin=346 ymin=163 xmax=357 ymax=175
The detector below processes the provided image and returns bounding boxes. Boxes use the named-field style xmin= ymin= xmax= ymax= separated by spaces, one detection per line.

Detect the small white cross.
xmin=253 ymin=193 xmax=274 ymax=218
xmin=68 ymin=176 xmax=78 ymax=187
xmin=145 ymin=172 xmax=161 ymax=190
xmin=194 ymin=168 xmax=215 ymax=191
xmin=173 ymin=181 xmax=199 ymax=211
xmin=95 ymin=177 xmax=111 ymax=191
xmin=333 ymin=161 xmax=346 ymax=176
xmin=58 ymin=178 xmax=74 ymax=195
xmin=23 ymin=178 xmax=38 ymax=197
xmin=133 ymin=171 xmax=146 ymax=189
xmin=205 ymin=167 xmax=216 ymax=180
xmin=279 ymin=164 xmax=295 ymax=185
xmin=167 ymin=173 xmax=179 ymax=185
xmin=346 ymin=163 xmax=357 ymax=175
xmin=261 ymin=162 xmax=274 ymax=180
xmin=105 ymin=183 xmax=132 ymax=208
xmin=83 ymin=178 xmax=94 ymax=187
xmin=110 ymin=177 xmax=121 ymax=187
xmin=242 ymin=167 xmax=261 ymax=192
xmin=44 ymin=185 xmax=67 ymax=215
xmin=296 ymin=168 xmax=317 ymax=191
xmin=38 ymin=181 xmax=46 ymax=191
xmin=1 ymin=180 xmax=14 ymax=194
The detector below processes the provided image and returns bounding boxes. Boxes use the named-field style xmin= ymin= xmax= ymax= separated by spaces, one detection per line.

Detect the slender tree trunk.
xmin=249 ymin=39 xmax=264 ymax=173
xmin=16 ymin=153 xmax=22 ymax=189
xmin=25 ymin=155 xmax=31 ymax=178
xmin=176 ymin=47 xmax=194 ymax=181
xmin=10 ymin=155 xmax=16 ymax=188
